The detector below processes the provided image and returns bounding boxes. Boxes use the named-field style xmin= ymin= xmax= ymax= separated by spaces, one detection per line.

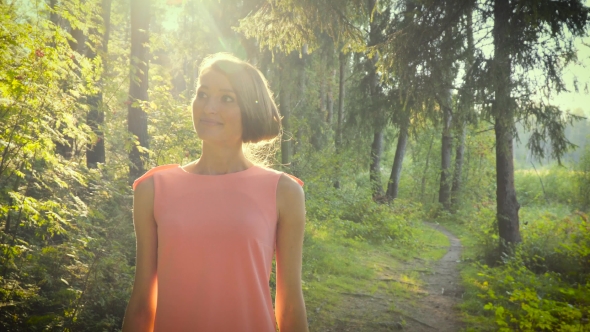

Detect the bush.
xmin=337 ymin=198 xmax=422 ymax=244
xmin=462 ymin=209 xmax=590 ymax=331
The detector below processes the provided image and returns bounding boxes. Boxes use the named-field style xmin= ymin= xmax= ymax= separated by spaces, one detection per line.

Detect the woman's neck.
xmin=191 ymin=142 xmax=252 ymax=175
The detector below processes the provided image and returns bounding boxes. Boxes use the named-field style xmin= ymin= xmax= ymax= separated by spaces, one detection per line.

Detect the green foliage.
xmin=0 ymin=2 xmax=136 ymax=330
xmin=454 ymin=205 xmax=590 ymax=331
xmin=515 ymin=166 xmax=578 ymax=206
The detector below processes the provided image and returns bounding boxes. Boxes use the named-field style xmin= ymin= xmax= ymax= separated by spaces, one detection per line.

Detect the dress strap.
xmin=283 ymin=173 xmax=304 ymax=187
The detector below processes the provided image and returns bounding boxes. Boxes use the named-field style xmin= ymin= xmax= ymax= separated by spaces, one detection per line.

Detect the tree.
xmin=486 ymin=0 xmax=589 ymax=248
xmin=86 ymin=0 xmax=112 ymax=168
xmin=128 ymin=0 xmax=151 ymax=181
xmin=450 ymin=8 xmax=476 ymax=210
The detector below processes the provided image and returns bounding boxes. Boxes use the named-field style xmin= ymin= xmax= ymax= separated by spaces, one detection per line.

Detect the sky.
xmin=553 ymin=0 xmax=590 ymax=116
xmin=550 ymin=37 xmax=590 ymax=116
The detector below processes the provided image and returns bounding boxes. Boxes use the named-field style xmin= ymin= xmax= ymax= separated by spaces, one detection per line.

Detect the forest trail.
xmin=315 ymin=222 xmax=464 ymax=331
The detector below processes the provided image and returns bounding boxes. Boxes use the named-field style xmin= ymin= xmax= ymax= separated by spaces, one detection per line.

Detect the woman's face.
xmin=192 ymin=68 xmax=242 ymax=145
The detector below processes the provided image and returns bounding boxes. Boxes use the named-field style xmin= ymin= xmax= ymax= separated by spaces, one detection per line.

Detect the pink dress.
xmin=133 ymin=164 xmax=303 ymax=332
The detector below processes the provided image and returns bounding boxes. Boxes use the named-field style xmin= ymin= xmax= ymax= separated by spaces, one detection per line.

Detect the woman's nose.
xmin=203 ymin=98 xmax=219 ymax=114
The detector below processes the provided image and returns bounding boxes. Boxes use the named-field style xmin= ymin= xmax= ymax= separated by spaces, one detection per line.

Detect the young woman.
xmin=122 ymin=53 xmax=309 ymax=332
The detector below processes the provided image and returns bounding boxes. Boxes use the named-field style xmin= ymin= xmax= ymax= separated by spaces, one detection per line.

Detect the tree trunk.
xmin=370 ymin=130 xmax=384 ymax=198
xmin=128 ymin=0 xmax=150 ymax=181
xmin=311 ymin=52 xmax=327 ymax=150
xmin=336 ymin=51 xmax=346 ymax=150
xmin=86 ymin=0 xmax=111 ymax=168
xmin=438 ymin=96 xmax=453 ymax=209
xmin=385 ymin=122 xmax=409 ymax=201
xmin=280 ymin=56 xmax=292 ymax=167
xmin=450 ymin=8 xmax=474 ymax=210
xmin=493 ymin=0 xmax=521 ymax=248
xmin=334 ymin=51 xmax=346 ymax=189
xmin=291 ymin=46 xmax=307 ymax=176
xmin=326 ymin=68 xmax=335 ymax=124
xmin=437 ymin=0 xmax=456 ymax=210
xmin=367 ymin=0 xmax=383 ymax=199
xmin=420 ymin=131 xmax=435 ymax=202
xmin=51 ymin=0 xmax=84 ymax=159
xmin=450 ymin=123 xmax=466 ymax=209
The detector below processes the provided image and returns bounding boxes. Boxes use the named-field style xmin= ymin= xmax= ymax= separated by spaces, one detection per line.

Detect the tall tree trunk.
xmin=291 ymin=46 xmax=307 ymax=176
xmin=334 ymin=51 xmax=346 ymax=189
xmin=450 ymin=123 xmax=466 ymax=209
xmin=280 ymin=56 xmax=292 ymax=167
xmin=386 ymin=121 xmax=409 ymax=201
xmin=420 ymin=130 xmax=435 ymax=202
xmin=493 ymin=0 xmax=521 ymax=248
xmin=438 ymin=95 xmax=453 ymax=209
xmin=336 ymin=51 xmax=346 ymax=150
xmin=51 ymin=0 xmax=84 ymax=159
xmin=128 ymin=0 xmax=150 ymax=181
xmin=367 ymin=0 xmax=383 ymax=199
xmin=326 ymin=68 xmax=334 ymax=124
xmin=311 ymin=52 xmax=327 ymax=150
xmin=450 ymin=9 xmax=474 ymax=210
xmin=437 ymin=0 xmax=456 ymax=210
xmin=86 ymin=0 xmax=112 ymax=168
xmin=370 ymin=130 xmax=384 ymax=198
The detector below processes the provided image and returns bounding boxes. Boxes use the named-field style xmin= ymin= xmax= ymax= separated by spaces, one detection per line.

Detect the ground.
xmin=306 ymin=222 xmax=465 ymax=331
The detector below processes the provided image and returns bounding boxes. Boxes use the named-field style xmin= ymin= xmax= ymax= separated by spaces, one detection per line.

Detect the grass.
xmin=302 ymin=220 xmax=450 ymax=330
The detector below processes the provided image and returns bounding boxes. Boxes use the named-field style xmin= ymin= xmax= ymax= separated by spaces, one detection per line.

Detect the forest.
xmin=1 ymin=0 xmax=589 ymax=331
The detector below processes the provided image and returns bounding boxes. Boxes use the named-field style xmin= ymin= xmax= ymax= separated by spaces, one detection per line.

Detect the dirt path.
xmin=316 ymin=222 xmax=464 ymax=331
xmin=397 ymin=222 xmax=465 ymax=331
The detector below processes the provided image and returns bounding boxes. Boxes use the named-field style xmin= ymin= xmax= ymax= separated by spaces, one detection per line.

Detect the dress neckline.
xmin=176 ymin=164 xmax=259 ymax=178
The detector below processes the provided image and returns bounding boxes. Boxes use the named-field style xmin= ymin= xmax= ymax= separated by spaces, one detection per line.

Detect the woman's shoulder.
xmin=255 ymin=165 xmax=304 ymax=187
xmin=132 ymin=164 xmax=180 ymax=190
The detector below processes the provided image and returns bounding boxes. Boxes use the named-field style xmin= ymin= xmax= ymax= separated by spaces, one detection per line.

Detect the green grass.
xmin=302 ymin=221 xmax=450 ymax=330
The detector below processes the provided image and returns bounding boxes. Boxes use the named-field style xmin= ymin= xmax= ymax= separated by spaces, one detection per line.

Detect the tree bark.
xmin=86 ymin=0 xmax=111 ymax=168
xmin=311 ymin=52 xmax=327 ymax=150
xmin=280 ymin=56 xmax=292 ymax=167
xmin=367 ymin=0 xmax=384 ymax=199
xmin=370 ymin=130 xmax=384 ymax=198
xmin=334 ymin=51 xmax=346 ymax=189
xmin=326 ymin=68 xmax=335 ymax=124
xmin=438 ymin=95 xmax=453 ymax=210
xmin=450 ymin=123 xmax=466 ymax=209
xmin=336 ymin=51 xmax=346 ymax=150
xmin=51 ymin=0 xmax=84 ymax=159
xmin=420 ymin=131 xmax=435 ymax=202
xmin=385 ymin=122 xmax=409 ymax=201
xmin=493 ymin=0 xmax=521 ymax=248
xmin=450 ymin=8 xmax=474 ymax=210
xmin=437 ymin=0 xmax=456 ymax=210
xmin=128 ymin=0 xmax=150 ymax=181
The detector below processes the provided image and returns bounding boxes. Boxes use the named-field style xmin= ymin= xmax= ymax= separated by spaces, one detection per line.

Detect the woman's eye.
xmin=221 ymin=95 xmax=235 ymax=103
xmin=196 ymin=91 xmax=207 ymax=99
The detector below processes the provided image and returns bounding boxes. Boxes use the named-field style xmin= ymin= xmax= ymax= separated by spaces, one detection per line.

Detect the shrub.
xmin=463 ymin=210 xmax=590 ymax=331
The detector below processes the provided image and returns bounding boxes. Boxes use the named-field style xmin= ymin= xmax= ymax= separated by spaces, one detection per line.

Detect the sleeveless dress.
xmin=132 ymin=164 xmax=303 ymax=332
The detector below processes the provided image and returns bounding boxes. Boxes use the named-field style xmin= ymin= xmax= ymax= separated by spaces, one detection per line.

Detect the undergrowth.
xmin=441 ymin=204 xmax=590 ymax=331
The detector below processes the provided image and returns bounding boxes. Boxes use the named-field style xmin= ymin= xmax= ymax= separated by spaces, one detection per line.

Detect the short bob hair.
xmin=197 ymin=53 xmax=281 ymax=144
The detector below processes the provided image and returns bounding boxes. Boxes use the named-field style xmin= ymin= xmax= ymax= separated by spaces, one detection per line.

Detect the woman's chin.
xmin=197 ymin=133 xmax=242 ymax=146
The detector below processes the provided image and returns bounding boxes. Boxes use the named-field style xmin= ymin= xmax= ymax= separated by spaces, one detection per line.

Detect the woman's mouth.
xmin=199 ymin=118 xmax=222 ymax=125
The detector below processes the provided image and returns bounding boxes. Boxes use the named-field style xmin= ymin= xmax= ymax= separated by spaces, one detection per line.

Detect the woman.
xmin=122 ymin=53 xmax=309 ymax=332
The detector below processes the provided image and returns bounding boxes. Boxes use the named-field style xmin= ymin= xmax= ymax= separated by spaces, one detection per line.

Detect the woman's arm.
xmin=275 ymin=174 xmax=309 ymax=332
xmin=122 ymin=177 xmax=158 ymax=332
